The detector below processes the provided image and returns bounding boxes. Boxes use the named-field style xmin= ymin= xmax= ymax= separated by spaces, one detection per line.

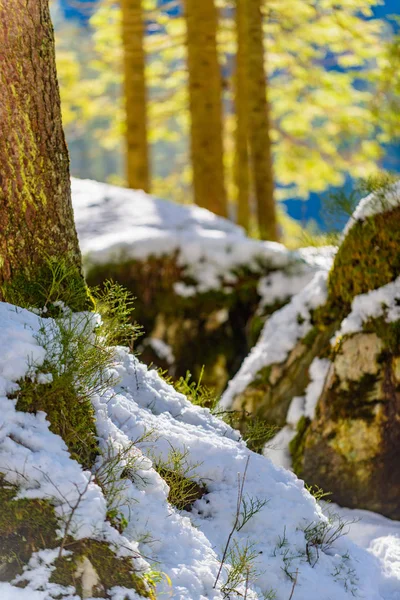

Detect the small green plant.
xmin=216 ymin=409 xmax=279 ymax=454
xmin=322 ymin=172 xmax=399 ymax=232
xmin=220 ymin=540 xmax=263 ymax=599
xmin=13 ymin=311 xmax=113 ymax=468
xmin=153 ymin=446 xmax=206 ymax=511
xmin=92 ymin=279 xmax=142 ymax=349
xmin=2 ymin=255 xmax=93 ymax=315
xmin=12 ymin=281 xmax=143 ymax=469
xmin=331 ymin=552 xmax=359 ymax=596
xmin=174 ymin=367 xmax=220 ymax=412
xmin=272 ymin=529 xmax=303 ymax=583
xmin=94 ymin=433 xmax=155 ymax=533
xmin=302 ymin=513 xmax=356 ymax=568
xmin=237 ymin=495 xmax=269 ymax=532
xmin=305 ymin=484 xmax=332 ymax=504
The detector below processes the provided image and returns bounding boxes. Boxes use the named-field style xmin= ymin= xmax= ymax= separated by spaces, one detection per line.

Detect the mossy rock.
xmin=0 ymin=477 xmax=59 ymax=581
xmin=317 ymin=205 xmax=400 ymax=325
xmin=50 ymin=539 xmax=155 ymax=599
xmin=293 ymin=326 xmax=400 ymax=518
xmin=0 ymin=478 xmax=154 ymax=598
xmin=230 ymin=322 xmax=336 ymax=427
xmin=13 ymin=373 xmax=99 ymax=469
xmin=85 ymin=255 xmax=289 ymax=392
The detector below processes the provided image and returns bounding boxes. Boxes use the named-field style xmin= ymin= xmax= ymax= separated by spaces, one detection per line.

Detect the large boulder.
xmin=223 ymin=180 xmax=400 ymax=517
xmin=72 ymin=178 xmax=329 ymax=391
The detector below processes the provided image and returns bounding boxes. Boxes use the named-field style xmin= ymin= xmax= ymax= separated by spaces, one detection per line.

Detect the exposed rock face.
xmin=223 ymin=186 xmax=400 ymax=517
xmin=296 ymin=326 xmax=400 ymax=518
xmin=291 ymin=198 xmax=400 ymax=517
xmin=229 ymin=328 xmax=334 ymax=426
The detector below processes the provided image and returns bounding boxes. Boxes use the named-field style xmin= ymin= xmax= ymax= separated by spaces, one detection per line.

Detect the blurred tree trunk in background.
xmin=121 ymin=0 xmax=150 ymax=192
xmin=234 ymin=0 xmax=251 ymax=232
xmin=184 ymin=0 xmax=227 ymax=217
xmin=0 ymin=0 xmax=86 ymax=305
xmin=247 ymin=0 xmax=278 ymax=240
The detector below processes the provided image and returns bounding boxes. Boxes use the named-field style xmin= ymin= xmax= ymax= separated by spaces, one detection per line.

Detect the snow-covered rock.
xmin=71 ymin=178 xmax=333 ymax=390
xmin=0 ymin=300 xmax=396 ymax=599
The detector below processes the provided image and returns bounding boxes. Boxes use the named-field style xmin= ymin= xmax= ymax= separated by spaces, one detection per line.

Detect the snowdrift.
xmin=0 ymin=300 xmax=388 ymax=600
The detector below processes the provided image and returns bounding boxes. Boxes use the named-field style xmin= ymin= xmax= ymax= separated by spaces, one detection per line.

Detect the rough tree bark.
xmin=0 ymin=3 xmax=155 ymax=594
xmin=121 ymin=0 xmax=150 ymax=192
xmin=184 ymin=0 xmax=227 ymax=217
xmin=234 ymin=0 xmax=251 ymax=232
xmin=0 ymin=0 xmax=86 ymax=304
xmin=247 ymin=0 xmax=278 ymax=241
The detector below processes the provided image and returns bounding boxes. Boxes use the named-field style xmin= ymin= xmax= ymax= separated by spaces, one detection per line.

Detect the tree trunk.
xmin=184 ymin=0 xmax=227 ymax=217
xmin=234 ymin=0 xmax=250 ymax=232
xmin=0 ymin=0 xmax=86 ymax=305
xmin=121 ymin=0 xmax=150 ymax=192
xmin=247 ymin=0 xmax=278 ymax=240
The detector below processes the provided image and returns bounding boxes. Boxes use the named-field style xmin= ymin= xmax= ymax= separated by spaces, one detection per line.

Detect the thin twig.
xmin=288 ymin=569 xmax=299 ymax=600
xmin=213 ymin=456 xmax=250 ymax=589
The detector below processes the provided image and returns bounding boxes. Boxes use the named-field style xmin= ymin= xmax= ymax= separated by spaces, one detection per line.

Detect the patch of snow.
xmin=257 ymin=270 xmax=313 ymax=307
xmin=0 ymin=299 xmax=394 ymax=600
xmin=220 ymin=270 xmax=328 ymax=409
xmin=287 ymin=396 xmax=305 ymax=427
xmin=333 ymin=277 xmax=400 ymax=343
xmin=0 ymin=584 xmax=48 ymax=600
xmin=304 ymin=358 xmax=331 ymax=419
xmin=344 ymin=182 xmax=400 ymax=236
xmin=72 ymin=179 xmax=324 ymax=299
xmin=142 ymin=337 xmax=175 ymax=365
xmin=323 ymin=504 xmax=400 ymax=600
xmin=263 ymin=426 xmax=295 ymax=471
xmin=297 ymin=245 xmax=337 ymax=270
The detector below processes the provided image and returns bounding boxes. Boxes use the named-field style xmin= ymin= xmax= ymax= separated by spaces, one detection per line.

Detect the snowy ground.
xmin=0 ymin=301 xmax=399 ymax=599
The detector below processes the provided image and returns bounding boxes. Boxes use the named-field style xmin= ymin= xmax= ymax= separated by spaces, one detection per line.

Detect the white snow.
xmin=327 ymin=504 xmax=400 ymax=600
xmin=141 ymin=337 xmax=175 ymax=365
xmin=264 ymin=357 xmax=331 ymax=467
xmin=220 ymin=270 xmax=329 ymax=409
xmin=71 ymin=178 xmax=327 ymax=299
xmin=333 ymin=276 xmax=400 ymax=343
xmin=344 ymin=181 xmax=400 ymax=236
xmin=303 ymin=357 xmax=331 ymax=420
xmin=1 ymin=299 xmax=398 ymax=599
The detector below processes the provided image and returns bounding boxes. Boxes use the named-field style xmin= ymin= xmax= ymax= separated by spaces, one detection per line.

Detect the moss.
xmin=253 ymin=365 xmax=272 ymax=386
xmin=302 ymin=326 xmax=320 ymax=349
xmin=325 ymin=206 xmax=400 ymax=320
xmin=364 ymin=317 xmax=400 ymax=357
xmin=0 ymin=480 xmax=154 ymax=596
xmin=289 ymin=416 xmax=311 ymax=476
xmin=1 ymin=256 xmax=94 ymax=314
xmin=157 ymin=467 xmax=207 ymax=511
xmin=328 ymin=374 xmax=382 ymax=422
xmin=0 ymin=477 xmax=59 ymax=581
xmin=13 ymin=373 xmax=99 ymax=470
xmin=51 ymin=539 xmax=155 ymax=599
